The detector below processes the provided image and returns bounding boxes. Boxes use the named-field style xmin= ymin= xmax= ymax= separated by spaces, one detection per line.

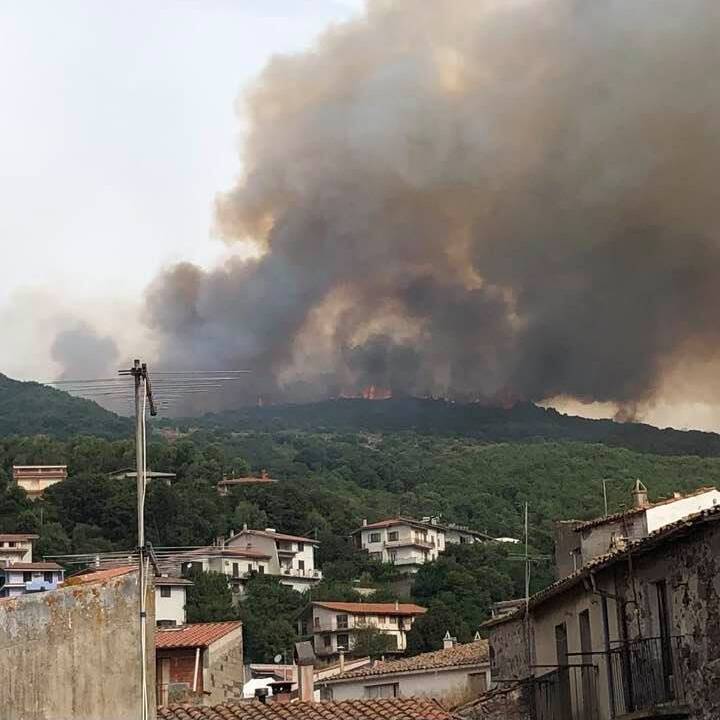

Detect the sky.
xmin=0 ymin=0 xmax=361 ymax=379
xmin=2 ymin=0 xmax=719 ymax=432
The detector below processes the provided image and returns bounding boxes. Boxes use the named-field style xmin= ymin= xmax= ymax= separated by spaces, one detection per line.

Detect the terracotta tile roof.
xmin=234 ymin=529 xmax=319 ymax=545
xmin=3 ymin=562 xmax=63 ymax=571
xmin=311 ymin=601 xmax=427 ymax=616
xmin=155 ymin=621 xmax=242 ymax=649
xmin=324 ymin=639 xmax=489 ymax=682
xmin=0 ymin=533 xmax=38 ymax=541
xmin=65 ymin=566 xmax=135 ymax=585
xmin=484 ymin=504 xmax=720 ymax=628
xmin=574 ymin=486 xmax=718 ymax=531
xmin=157 ymin=698 xmax=450 ymax=720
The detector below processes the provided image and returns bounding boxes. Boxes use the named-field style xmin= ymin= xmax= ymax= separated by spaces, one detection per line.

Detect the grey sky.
xmin=0 ymin=0 xmax=360 ymax=377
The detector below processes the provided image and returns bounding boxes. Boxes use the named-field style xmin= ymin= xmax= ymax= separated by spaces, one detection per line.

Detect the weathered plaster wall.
xmin=204 ymin=628 xmax=245 ymax=705
xmin=0 ymin=571 xmax=155 ymax=720
xmin=488 ymin=616 xmax=530 ymax=682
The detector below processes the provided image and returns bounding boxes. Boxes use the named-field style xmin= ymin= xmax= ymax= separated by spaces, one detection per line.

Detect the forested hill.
xmin=0 ymin=374 xmax=130 ymax=438
xmin=176 ymin=398 xmax=720 ymax=457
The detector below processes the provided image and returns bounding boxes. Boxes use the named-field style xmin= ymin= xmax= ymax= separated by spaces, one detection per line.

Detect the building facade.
xmin=227 ymin=527 xmax=322 ymax=592
xmin=0 ymin=561 xmax=64 ymax=597
xmin=155 ymin=621 xmax=244 ymax=706
xmin=299 ymin=601 xmax=426 ymax=659
xmin=0 ymin=533 xmax=37 ymax=566
xmin=352 ymin=517 xmax=490 ymax=573
xmin=12 ymin=465 xmax=67 ymax=499
xmin=319 ymin=637 xmax=490 ymax=702
xmin=485 ymin=505 xmax=720 ymax=720
xmin=155 ymin=576 xmax=193 ymax=627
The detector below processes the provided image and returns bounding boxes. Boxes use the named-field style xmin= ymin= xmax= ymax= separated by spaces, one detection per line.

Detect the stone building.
xmin=481 ymin=505 xmax=720 ymax=720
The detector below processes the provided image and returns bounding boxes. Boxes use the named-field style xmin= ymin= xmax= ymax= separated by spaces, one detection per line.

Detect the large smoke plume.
xmin=146 ymin=0 xmax=720 ymax=411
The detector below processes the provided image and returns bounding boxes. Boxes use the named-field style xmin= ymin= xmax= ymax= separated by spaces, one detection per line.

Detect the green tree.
xmin=352 ymin=625 xmax=398 ymax=658
xmin=184 ymin=569 xmax=236 ymax=623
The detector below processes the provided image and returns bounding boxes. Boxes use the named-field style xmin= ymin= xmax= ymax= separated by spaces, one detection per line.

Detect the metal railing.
xmin=533 ymin=664 xmax=599 ymax=720
xmin=608 ymin=636 xmax=687 ymax=716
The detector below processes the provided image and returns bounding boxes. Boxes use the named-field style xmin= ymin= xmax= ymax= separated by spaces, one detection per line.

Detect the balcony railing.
xmin=607 ymin=636 xmax=687 ymax=716
xmin=280 ymin=568 xmax=322 ymax=579
xmin=533 ymin=664 xmax=599 ymax=720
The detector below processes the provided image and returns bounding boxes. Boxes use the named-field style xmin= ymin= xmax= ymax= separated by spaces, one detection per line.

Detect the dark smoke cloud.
xmin=51 ymin=322 xmax=119 ymax=380
xmin=146 ymin=0 xmax=720 ymax=409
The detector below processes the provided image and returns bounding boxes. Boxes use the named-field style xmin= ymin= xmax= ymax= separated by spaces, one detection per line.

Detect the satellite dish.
xmin=273 ymin=654 xmax=283 ymax=664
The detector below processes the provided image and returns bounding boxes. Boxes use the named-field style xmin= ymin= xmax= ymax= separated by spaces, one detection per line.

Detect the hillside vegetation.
xmin=0 ymin=374 xmax=130 ymax=438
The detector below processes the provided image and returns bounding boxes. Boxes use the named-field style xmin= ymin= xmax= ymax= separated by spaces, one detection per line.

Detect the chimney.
xmin=269 ymin=681 xmax=292 ymax=704
xmin=265 ymin=528 xmax=277 ymax=533
xmin=632 ymin=479 xmax=649 ymax=509
xmin=295 ymin=641 xmax=316 ymax=702
xmin=255 ymin=688 xmax=269 ymax=704
xmin=243 ymin=523 xmax=248 ymax=531
xmin=673 ymin=492 xmax=681 ymax=499
xmin=362 ymin=519 xmax=368 ymax=527
xmin=339 ymin=648 xmax=345 ymax=673
xmin=215 ymin=535 xmax=225 ymax=548
xmin=394 ymin=600 xmax=399 ymax=611
xmin=443 ymin=631 xmax=456 ymax=649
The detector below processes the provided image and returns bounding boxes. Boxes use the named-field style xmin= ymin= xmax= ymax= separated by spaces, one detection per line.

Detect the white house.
xmin=298 ymin=601 xmax=427 ymax=659
xmin=0 ymin=533 xmax=37 ymax=566
xmin=352 ymin=517 xmax=490 ymax=573
xmin=319 ymin=636 xmax=490 ymax=702
xmin=12 ymin=465 xmax=67 ymax=499
xmin=155 ymin=575 xmax=193 ymax=627
xmin=0 ymin=561 xmax=64 ymax=597
xmin=556 ymin=482 xmax=720 ymax=576
xmin=226 ymin=527 xmax=322 ymax=592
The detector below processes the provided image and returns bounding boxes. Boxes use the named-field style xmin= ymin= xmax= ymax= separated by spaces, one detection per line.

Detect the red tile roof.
xmin=65 ymin=566 xmax=136 ymax=585
xmin=311 ymin=601 xmax=427 ymax=617
xmin=0 ymin=534 xmax=38 ymax=541
xmin=157 ymin=698 xmax=450 ymax=720
xmin=234 ymin=529 xmax=319 ymax=545
xmin=3 ymin=562 xmax=63 ymax=571
xmin=323 ymin=639 xmax=489 ymax=682
xmin=155 ymin=621 xmax=242 ymax=649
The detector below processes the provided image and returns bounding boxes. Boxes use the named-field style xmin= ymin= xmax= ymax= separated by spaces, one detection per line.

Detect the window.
xmin=369 ymin=532 xmax=381 ymax=543
xmin=7 ymin=542 xmax=15 ymax=548
xmin=298 ymin=560 xmax=305 ymax=571
xmin=378 ymin=615 xmax=386 ymax=625
xmin=388 ymin=531 xmax=399 ymax=542
xmin=248 ymin=563 xmax=254 ymax=573
xmin=388 ymin=550 xmax=397 ymax=563
xmin=43 ymin=572 xmax=54 ymax=584
xmin=258 ymin=565 xmax=265 ymax=574
xmin=160 ymin=586 xmax=171 ymax=598
xmin=337 ymin=633 xmax=349 ymax=650
xmin=389 ymin=616 xmax=398 ymax=625
xmin=297 ymin=542 xmax=304 ymax=552
xmin=232 ymin=562 xmax=239 ymax=578
xmin=459 ymin=535 xmax=467 ymax=544
xmin=323 ymin=635 xmax=332 ymax=648
xmin=314 ymin=616 xmax=320 ymax=629
xmin=364 ymin=683 xmax=398 ymax=699
xmin=336 ymin=614 xmax=349 ymax=629
xmin=23 ymin=572 xmax=31 ymax=583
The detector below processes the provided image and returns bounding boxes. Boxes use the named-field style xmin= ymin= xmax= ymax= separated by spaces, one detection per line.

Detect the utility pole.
xmin=122 ymin=359 xmax=157 ymax=720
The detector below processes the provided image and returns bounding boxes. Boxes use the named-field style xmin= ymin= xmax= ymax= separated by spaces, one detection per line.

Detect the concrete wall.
xmin=326 ymin=665 xmax=490 ymax=703
xmin=579 ymin=513 xmax=646 ymax=565
xmin=488 ymin=615 xmax=531 ymax=682
xmin=554 ymin=520 xmax=581 ymax=579
xmin=203 ymin=626 xmax=245 ymax=705
xmin=0 ymin=571 xmax=155 ymax=720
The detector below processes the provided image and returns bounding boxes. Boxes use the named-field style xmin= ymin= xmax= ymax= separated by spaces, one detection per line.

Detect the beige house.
xmin=0 ymin=533 xmax=37 ymax=566
xmin=12 ymin=465 xmax=67 ymax=499
xmin=319 ymin=636 xmax=490 ymax=702
xmin=227 ymin=526 xmax=322 ymax=592
xmin=555 ymin=483 xmax=720 ymax=578
xmin=352 ymin=517 xmax=490 ymax=573
xmin=0 ymin=561 xmax=64 ymax=597
xmin=483 ymin=504 xmax=720 ymax=720
xmin=299 ymin=601 xmax=427 ymax=659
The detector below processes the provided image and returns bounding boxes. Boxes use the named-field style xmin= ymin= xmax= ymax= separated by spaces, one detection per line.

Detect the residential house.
xmin=157 ymin=697 xmax=450 ymax=720
xmin=12 ymin=465 xmax=67 ymax=499
xmin=171 ymin=545 xmax=272 ymax=597
xmin=352 ymin=517 xmax=491 ymax=573
xmin=0 ymin=533 xmax=37 ymax=566
xmin=319 ymin=635 xmax=490 ymax=702
xmin=298 ymin=601 xmax=427 ymax=659
xmin=155 ymin=576 xmax=193 ymax=627
xmin=217 ymin=470 xmax=278 ymax=496
xmin=482 ymin=504 xmax=720 ymax=720
xmin=555 ymin=483 xmax=720 ymax=578
xmin=156 ymin=621 xmax=244 ymax=706
xmin=226 ymin=526 xmax=322 ymax=592
xmin=108 ymin=469 xmax=177 ymax=486
xmin=0 ymin=561 xmax=64 ymax=597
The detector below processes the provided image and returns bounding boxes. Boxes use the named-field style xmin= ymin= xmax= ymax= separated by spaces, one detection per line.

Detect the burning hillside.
xmin=137 ymin=0 xmax=720 ymax=414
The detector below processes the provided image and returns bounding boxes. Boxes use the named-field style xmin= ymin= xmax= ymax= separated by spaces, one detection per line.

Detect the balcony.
xmin=532 ymin=664 xmax=599 ymax=720
xmin=280 ymin=568 xmax=322 ymax=579
xmin=607 ymin=636 xmax=689 ymax=718
xmin=385 ymin=538 xmax=435 ymax=550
